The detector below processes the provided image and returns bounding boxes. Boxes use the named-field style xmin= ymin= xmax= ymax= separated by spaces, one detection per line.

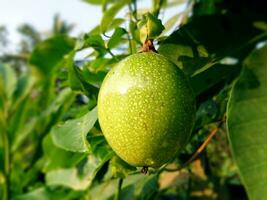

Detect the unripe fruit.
xmin=98 ymin=52 xmax=195 ymax=168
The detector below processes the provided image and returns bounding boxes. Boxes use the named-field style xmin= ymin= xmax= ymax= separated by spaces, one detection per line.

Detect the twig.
xmin=164 ymin=119 xmax=224 ymax=172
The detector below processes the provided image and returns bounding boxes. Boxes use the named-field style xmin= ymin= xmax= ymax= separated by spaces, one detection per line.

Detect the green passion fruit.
xmin=98 ymin=52 xmax=196 ymax=168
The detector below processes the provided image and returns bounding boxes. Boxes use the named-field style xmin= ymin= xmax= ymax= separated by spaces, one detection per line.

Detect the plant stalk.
xmin=114 ymin=178 xmax=123 ymax=200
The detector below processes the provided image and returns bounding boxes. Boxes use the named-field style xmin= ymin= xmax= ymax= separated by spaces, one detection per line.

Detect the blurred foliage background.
xmin=0 ymin=0 xmax=267 ymax=199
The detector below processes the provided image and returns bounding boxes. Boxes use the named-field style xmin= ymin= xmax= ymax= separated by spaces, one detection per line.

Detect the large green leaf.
xmin=227 ymin=45 xmax=267 ymax=200
xmin=29 ymin=36 xmax=75 ymax=75
xmin=51 ymin=107 xmax=98 ymax=152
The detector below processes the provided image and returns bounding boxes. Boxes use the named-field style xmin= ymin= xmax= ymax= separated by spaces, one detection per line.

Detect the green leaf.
xmin=46 ymin=152 xmax=113 ymax=190
xmin=66 ymin=52 xmax=83 ymax=91
xmin=89 ymin=18 xmax=125 ymax=35
xmin=227 ymin=45 xmax=267 ymax=200
xmin=138 ymin=12 xmax=165 ymax=43
xmin=67 ymin=60 xmax=99 ymax=98
xmin=89 ymin=174 xmax=159 ymax=200
xmin=82 ymin=0 xmax=103 ymax=5
xmin=0 ymin=63 xmax=17 ymax=101
xmin=46 ymin=168 xmax=89 ymax=190
xmin=158 ymin=15 xmax=263 ymax=75
xmin=100 ymin=1 xmax=129 ymax=32
xmin=108 ymin=27 xmax=127 ymax=49
xmin=51 ymin=107 xmax=98 ymax=152
xmin=41 ymin=88 xmax=74 ymax=118
xmin=190 ymin=63 xmax=240 ymax=96
xmin=161 ymin=13 xmax=181 ymax=36
xmin=158 ymin=43 xmax=210 ymax=76
xmin=12 ymin=71 xmax=35 ymax=110
xmin=75 ymin=34 xmax=105 ymax=52
xmin=13 ymin=187 xmax=82 ymax=200
xmin=42 ymin=134 xmax=85 ymax=172
xmin=109 ymin=156 xmax=136 ymax=178
xmin=29 ymin=36 xmax=75 ymax=75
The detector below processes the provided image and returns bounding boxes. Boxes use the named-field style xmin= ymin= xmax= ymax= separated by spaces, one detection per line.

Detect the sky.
xmin=0 ymin=0 xmax=183 ymax=51
xmin=0 ymin=0 xmax=102 ymax=45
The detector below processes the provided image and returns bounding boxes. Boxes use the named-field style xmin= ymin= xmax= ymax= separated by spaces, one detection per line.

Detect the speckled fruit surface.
xmin=98 ymin=52 xmax=196 ymax=168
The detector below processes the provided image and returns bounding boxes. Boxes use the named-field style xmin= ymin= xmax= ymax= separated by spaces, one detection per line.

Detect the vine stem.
xmin=114 ymin=178 xmax=123 ymax=200
xmin=164 ymin=119 xmax=225 ymax=172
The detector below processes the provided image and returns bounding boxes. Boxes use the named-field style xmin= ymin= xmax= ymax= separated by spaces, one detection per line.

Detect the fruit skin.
xmin=98 ymin=52 xmax=196 ymax=168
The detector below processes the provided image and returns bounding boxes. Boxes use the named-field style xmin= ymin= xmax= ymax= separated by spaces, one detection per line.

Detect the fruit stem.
xmin=141 ymin=166 xmax=149 ymax=174
xmin=140 ymin=39 xmax=157 ymax=53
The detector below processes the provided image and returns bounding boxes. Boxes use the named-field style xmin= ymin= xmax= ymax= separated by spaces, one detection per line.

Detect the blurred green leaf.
xmin=89 ymin=174 xmax=159 ymax=200
xmin=42 ymin=134 xmax=85 ymax=172
xmin=108 ymin=27 xmax=127 ymax=49
xmin=82 ymin=0 xmax=103 ymax=5
xmin=227 ymin=45 xmax=267 ymax=200
xmin=67 ymin=59 xmax=99 ymax=97
xmin=100 ymin=1 xmax=130 ymax=32
xmin=75 ymin=34 xmax=105 ymax=53
xmin=90 ymin=18 xmax=125 ymax=35
xmin=29 ymin=36 xmax=75 ymax=75
xmin=109 ymin=156 xmax=136 ymax=178
xmin=0 ymin=63 xmax=17 ymax=101
xmin=161 ymin=13 xmax=181 ymax=36
xmin=66 ymin=52 xmax=82 ymax=91
xmin=46 ymin=168 xmax=89 ymax=190
xmin=13 ymin=187 xmax=82 ymax=200
xmin=41 ymin=88 xmax=75 ymax=118
xmin=190 ymin=63 xmax=240 ymax=96
xmin=88 ymin=135 xmax=114 ymax=160
xmin=194 ymin=99 xmax=219 ymax=129
xmin=46 ymin=152 xmax=113 ymax=190
xmin=51 ymin=107 xmax=98 ymax=152
xmin=11 ymin=71 xmax=35 ymax=110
